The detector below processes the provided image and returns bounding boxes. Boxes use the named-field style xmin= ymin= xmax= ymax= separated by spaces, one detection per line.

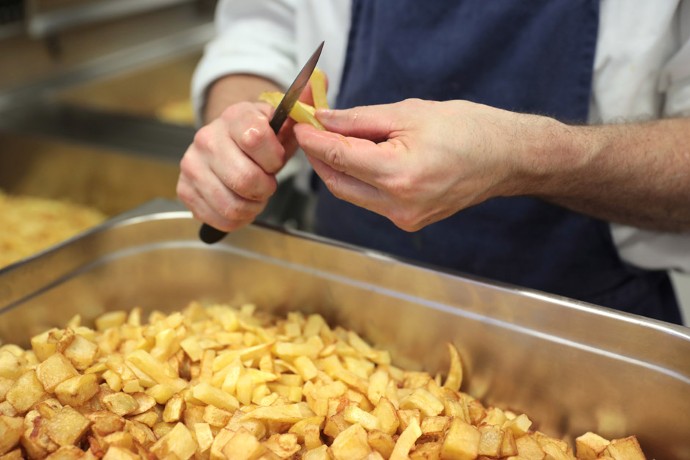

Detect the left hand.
xmin=294 ymin=98 xmax=554 ymax=231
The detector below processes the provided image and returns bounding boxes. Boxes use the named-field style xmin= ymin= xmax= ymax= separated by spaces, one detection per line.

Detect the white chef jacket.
xmin=191 ymin=0 xmax=690 ymax=272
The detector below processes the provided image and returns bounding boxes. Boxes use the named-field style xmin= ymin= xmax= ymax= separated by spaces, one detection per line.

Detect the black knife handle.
xmin=199 ymin=223 xmax=227 ymax=244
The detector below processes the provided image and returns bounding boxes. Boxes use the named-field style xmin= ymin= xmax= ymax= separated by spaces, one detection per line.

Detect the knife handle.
xmin=199 ymin=223 xmax=227 ymax=244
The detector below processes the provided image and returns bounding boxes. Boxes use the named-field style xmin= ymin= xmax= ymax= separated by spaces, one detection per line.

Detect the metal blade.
xmin=269 ymin=41 xmax=324 ymax=134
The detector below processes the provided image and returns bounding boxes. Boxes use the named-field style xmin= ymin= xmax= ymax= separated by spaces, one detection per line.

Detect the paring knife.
xmin=199 ymin=41 xmax=325 ymax=244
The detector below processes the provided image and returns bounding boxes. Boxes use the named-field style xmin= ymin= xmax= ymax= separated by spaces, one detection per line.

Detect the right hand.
xmin=177 ymin=101 xmax=295 ymax=231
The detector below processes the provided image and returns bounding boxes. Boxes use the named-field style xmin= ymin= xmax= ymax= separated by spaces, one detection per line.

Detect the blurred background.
xmin=0 ymin=0 xmax=688 ymax=322
xmin=0 ymin=0 xmax=216 ymax=217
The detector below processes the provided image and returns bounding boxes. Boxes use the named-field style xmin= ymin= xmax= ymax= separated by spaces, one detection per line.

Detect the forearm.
xmin=524 ymin=117 xmax=690 ymax=231
xmin=203 ymin=74 xmax=281 ymax=123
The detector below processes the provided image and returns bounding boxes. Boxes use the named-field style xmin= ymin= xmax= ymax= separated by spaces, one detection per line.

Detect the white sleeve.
xmin=191 ymin=0 xmax=299 ymax=124
xmin=593 ymin=0 xmax=690 ymax=273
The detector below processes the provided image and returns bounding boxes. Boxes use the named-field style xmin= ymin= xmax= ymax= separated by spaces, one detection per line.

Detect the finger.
xmin=295 ymin=123 xmax=395 ymax=184
xmin=315 ymin=103 xmax=399 ymax=140
xmin=222 ymin=102 xmax=287 ymax=174
xmin=306 ymin=155 xmax=386 ymax=214
xmin=198 ymin=121 xmax=278 ymax=202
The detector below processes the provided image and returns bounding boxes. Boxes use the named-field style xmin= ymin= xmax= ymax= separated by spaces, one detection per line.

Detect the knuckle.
xmin=325 ymin=146 xmax=345 ymax=172
xmin=193 ymin=126 xmax=214 ymax=152
xmin=238 ymin=123 xmax=268 ymax=152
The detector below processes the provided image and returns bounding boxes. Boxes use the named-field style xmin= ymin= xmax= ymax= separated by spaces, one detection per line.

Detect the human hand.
xmin=294 ymin=98 xmax=560 ymax=231
xmin=177 ymin=101 xmax=292 ymax=231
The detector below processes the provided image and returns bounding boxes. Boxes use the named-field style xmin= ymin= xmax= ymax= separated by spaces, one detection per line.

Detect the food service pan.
xmin=0 ymin=200 xmax=688 ymax=458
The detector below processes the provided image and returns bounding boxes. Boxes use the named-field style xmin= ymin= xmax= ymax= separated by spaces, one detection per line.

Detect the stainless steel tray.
xmin=1 ymin=199 xmax=689 ymax=458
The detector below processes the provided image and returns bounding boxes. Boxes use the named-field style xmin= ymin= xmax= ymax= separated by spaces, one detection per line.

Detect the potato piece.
xmin=0 ymin=351 xmax=24 ymax=382
xmin=101 ymin=393 xmax=139 ymax=417
xmin=194 ymin=422 xmax=214 ymax=453
xmin=0 ymin=449 xmax=23 ymax=460
xmin=441 ymin=417 xmax=480 ymax=460
xmin=372 ymin=397 xmax=399 ymax=436
xmin=303 ymin=445 xmax=330 ymax=460
xmin=30 ymin=329 xmax=60 ymax=363
xmin=443 ymin=343 xmax=463 ymax=392
xmin=400 ymin=388 xmax=444 ymax=417
xmin=329 ymin=423 xmax=372 ymax=460
xmin=101 ymin=446 xmax=138 ymax=460
xmin=309 ymin=67 xmax=329 ymax=110
xmin=88 ymin=411 xmax=126 ymax=437
xmin=367 ymin=431 xmax=395 ymax=458
xmin=6 ymin=370 xmax=46 ymax=413
xmin=150 ymin=422 xmax=197 ymax=460
xmin=95 ymin=311 xmax=128 ymax=332
xmin=259 ymin=92 xmax=325 ymax=130
xmin=604 ymin=436 xmax=645 ymax=460
xmin=203 ymin=404 xmax=233 ymax=427
xmin=343 ymin=405 xmax=380 ymax=431
xmin=54 ymin=373 xmax=99 ymax=407
xmin=500 ymin=429 xmax=518 ymax=457
xmin=36 ymin=353 xmax=78 ymax=392
xmin=504 ymin=413 xmax=532 ymax=438
xmin=477 ymin=425 xmax=504 ymax=457
xmin=45 ymin=445 xmax=86 ymax=459
xmin=576 ymin=432 xmax=610 ymax=459
xmin=264 ymin=433 xmax=300 ymax=458
xmin=191 ymin=382 xmax=239 ymax=412
xmin=0 ymin=415 xmax=22 ymax=455
xmin=242 ymin=402 xmax=312 ymax=423
xmin=421 ymin=416 xmax=450 ymax=441
xmin=516 ymin=434 xmax=546 ymax=460
xmin=390 ymin=417 xmax=422 ymax=460
xmin=221 ymin=428 xmax=265 ymax=460
xmin=162 ymin=393 xmax=185 ymax=423
xmin=63 ymin=334 xmax=98 ymax=371
xmin=45 ymin=406 xmax=91 ymax=447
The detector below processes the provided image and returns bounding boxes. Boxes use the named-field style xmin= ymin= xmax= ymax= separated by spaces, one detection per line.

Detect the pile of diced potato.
xmin=0 ymin=302 xmax=646 ymax=459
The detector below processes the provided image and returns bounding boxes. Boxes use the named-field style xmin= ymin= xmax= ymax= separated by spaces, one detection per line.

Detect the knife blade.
xmin=199 ymin=41 xmax=324 ymax=244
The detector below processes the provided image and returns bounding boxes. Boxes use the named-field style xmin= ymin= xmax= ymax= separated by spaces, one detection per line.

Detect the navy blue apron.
xmin=314 ymin=0 xmax=682 ymax=324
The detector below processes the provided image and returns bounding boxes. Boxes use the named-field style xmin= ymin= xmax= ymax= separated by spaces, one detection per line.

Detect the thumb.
xmin=316 ymin=105 xmax=396 ymax=141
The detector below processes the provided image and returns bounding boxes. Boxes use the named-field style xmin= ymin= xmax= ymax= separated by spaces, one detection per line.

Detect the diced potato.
xmin=102 ymin=446 xmax=139 ymax=460
xmin=101 ymin=393 xmax=139 ymax=417
xmin=194 ymin=422 xmax=214 ymax=453
xmin=6 ymin=370 xmax=46 ymax=413
xmin=604 ymin=436 xmax=645 ymax=460
xmin=441 ymin=417 xmax=480 ymax=460
xmin=95 ymin=311 xmax=128 ymax=332
xmin=516 ymin=433 xmax=546 ymax=460
xmin=329 ymin=423 xmax=372 ymax=460
xmin=478 ymin=424 xmax=504 ymax=457
xmin=150 ymin=422 xmax=197 ymax=460
xmin=45 ymin=406 xmax=91 ymax=447
xmin=0 ymin=415 xmax=22 ymax=455
xmin=576 ymin=432 xmax=611 ymax=459
xmin=162 ymin=393 xmax=185 ymax=422
xmin=221 ymin=428 xmax=265 ymax=460
xmin=36 ymin=353 xmax=78 ymax=393
xmin=191 ymin=382 xmax=239 ymax=412
xmin=63 ymin=334 xmax=98 ymax=371
xmin=400 ymin=387 xmax=444 ymax=417
xmin=54 ymin=373 xmax=99 ymax=407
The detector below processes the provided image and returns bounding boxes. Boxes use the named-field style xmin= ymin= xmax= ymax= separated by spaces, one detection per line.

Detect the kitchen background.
xmin=1 ymin=0 xmax=688 ymax=324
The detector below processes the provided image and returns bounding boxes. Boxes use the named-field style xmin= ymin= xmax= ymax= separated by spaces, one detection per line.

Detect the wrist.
xmin=512 ymin=116 xmax=598 ymax=199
